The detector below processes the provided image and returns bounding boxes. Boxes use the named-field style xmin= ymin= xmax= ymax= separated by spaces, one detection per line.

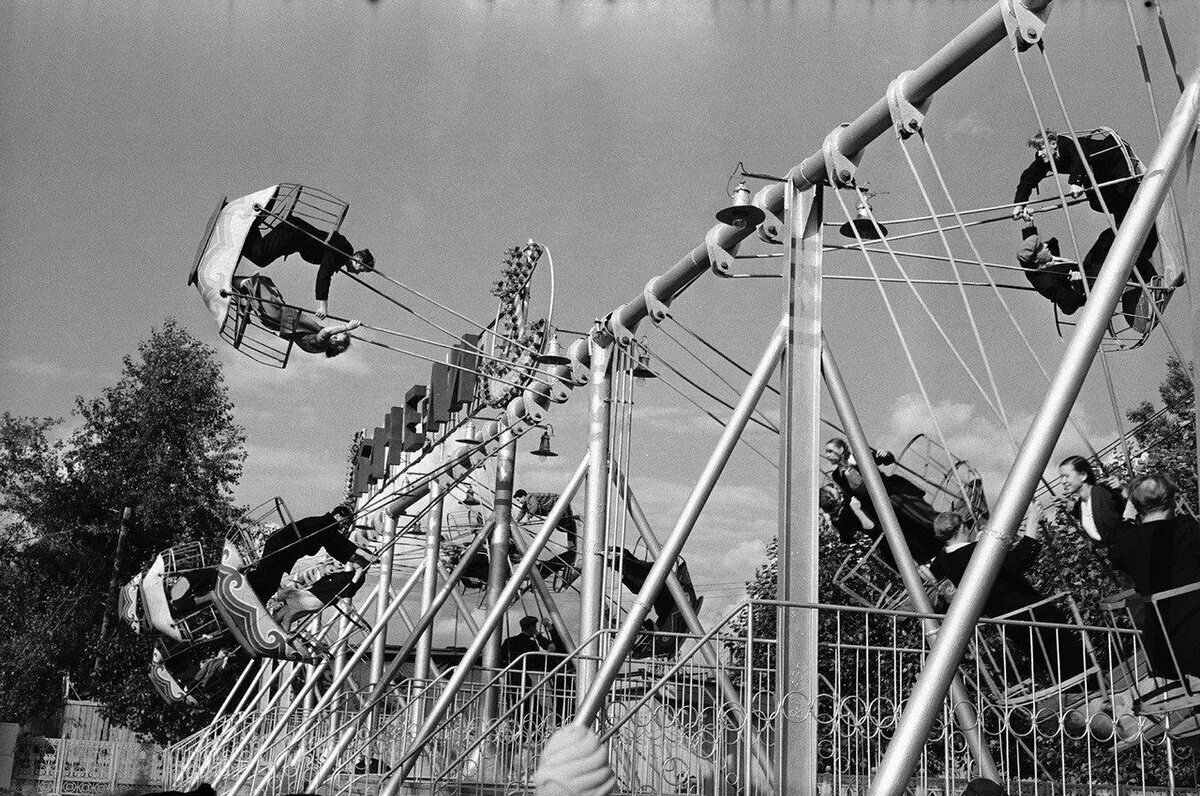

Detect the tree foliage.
xmin=0 ymin=320 xmax=245 ymax=743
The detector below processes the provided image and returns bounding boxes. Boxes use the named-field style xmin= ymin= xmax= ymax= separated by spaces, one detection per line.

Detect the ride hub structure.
xmin=125 ymin=1 xmax=1200 ymax=794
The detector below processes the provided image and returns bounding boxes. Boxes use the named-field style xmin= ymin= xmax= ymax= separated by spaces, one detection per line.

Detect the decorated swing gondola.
xmin=188 ymin=184 xmax=354 ymax=368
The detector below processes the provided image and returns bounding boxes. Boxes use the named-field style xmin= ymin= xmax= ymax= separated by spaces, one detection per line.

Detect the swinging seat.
xmin=211 ymin=540 xmax=321 ymax=662
xmin=188 ymin=183 xmax=351 ymax=368
xmin=119 ymin=571 xmax=145 ymax=634
xmin=1046 ymin=128 xmax=1187 ymax=351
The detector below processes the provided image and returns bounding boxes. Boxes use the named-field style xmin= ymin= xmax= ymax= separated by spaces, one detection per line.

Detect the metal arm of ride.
xmin=601 ymin=0 xmax=1053 ymax=348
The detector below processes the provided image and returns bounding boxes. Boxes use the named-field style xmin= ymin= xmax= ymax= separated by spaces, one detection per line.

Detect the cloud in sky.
xmin=5 ymin=356 xmax=71 ymax=380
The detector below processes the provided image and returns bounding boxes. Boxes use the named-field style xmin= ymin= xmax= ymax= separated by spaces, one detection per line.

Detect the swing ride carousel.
xmin=118 ymin=1 xmax=1200 ymax=794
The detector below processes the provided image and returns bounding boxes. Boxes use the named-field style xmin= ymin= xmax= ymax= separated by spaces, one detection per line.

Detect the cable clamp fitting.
xmin=608 ymin=305 xmax=638 ymax=346
xmin=886 ymin=71 xmax=930 ymax=139
xmin=822 ymin=124 xmax=861 ymax=188
xmin=1001 ymin=0 xmax=1048 ymax=51
xmin=706 ymin=226 xmax=740 ymax=279
xmin=642 ymin=275 xmax=672 ymax=324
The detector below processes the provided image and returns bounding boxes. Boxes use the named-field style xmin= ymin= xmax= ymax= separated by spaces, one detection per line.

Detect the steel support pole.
xmin=181 ymin=659 xmax=265 ymax=787
xmin=868 ymin=75 xmax=1200 ymax=796
xmin=612 ymin=469 xmax=778 ymax=791
xmin=439 ymin=561 xmax=482 ymax=635
xmin=379 ymin=458 xmax=590 ymax=794
xmin=822 ymin=334 xmax=999 ymax=782
xmin=370 ymin=512 xmax=397 ymax=688
xmin=415 ymin=479 xmax=444 ymax=684
xmin=574 ymin=321 xmax=786 ymax=726
xmin=483 ymin=427 xmax=517 ymax=723
xmin=508 ymin=529 xmax=578 ymax=651
xmin=305 ymin=523 xmax=494 ymax=792
xmin=578 ymin=337 xmax=614 ymax=699
xmin=775 ymin=178 xmax=822 ymax=795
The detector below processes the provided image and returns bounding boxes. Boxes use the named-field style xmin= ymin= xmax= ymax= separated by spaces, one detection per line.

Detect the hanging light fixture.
xmin=533 ymin=425 xmax=558 ymax=459
xmin=455 ymin=421 xmax=480 ymax=445
xmin=715 ymin=181 xmax=767 ymax=229
xmin=536 ymin=328 xmax=571 ymax=366
xmin=461 ymin=485 xmax=480 ymax=506
xmin=838 ymin=194 xmax=888 ymax=240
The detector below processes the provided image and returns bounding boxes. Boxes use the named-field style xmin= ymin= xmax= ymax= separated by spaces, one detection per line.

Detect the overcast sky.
xmin=2 ymin=0 xmax=1197 ymax=632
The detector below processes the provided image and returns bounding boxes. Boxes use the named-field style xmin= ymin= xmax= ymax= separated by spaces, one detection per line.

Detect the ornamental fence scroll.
xmin=10 ymin=734 xmax=164 ymax=796
xmin=166 ymin=599 xmax=1200 ymax=795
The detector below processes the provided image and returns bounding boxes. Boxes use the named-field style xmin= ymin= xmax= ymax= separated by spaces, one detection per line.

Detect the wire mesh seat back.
xmin=163 ymin=541 xmax=207 ymax=574
xmin=896 ymin=433 xmax=989 ymax=525
xmin=1101 ymin=583 xmax=1200 ymax=720
xmin=256 ymin=183 xmax=349 ymax=243
xmin=224 ymin=497 xmax=294 ymax=569
xmin=973 ymin=591 xmax=1102 ymax=709
xmin=220 ymin=277 xmax=298 ymax=369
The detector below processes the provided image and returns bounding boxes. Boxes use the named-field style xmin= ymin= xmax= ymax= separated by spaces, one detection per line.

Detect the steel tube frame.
xmin=578 ymin=337 xmax=614 ymax=698
xmin=776 ymin=178 xmax=823 ymax=795
xmin=574 ymin=321 xmax=786 ymax=725
xmin=439 ymin=560 xmax=482 ymax=635
xmin=604 ymin=0 xmax=1050 ymax=347
xmin=483 ymin=427 xmax=517 ymax=723
xmin=304 ymin=523 xmax=494 ymax=792
xmin=508 ymin=527 xmax=578 ymax=651
xmin=234 ymin=567 xmax=426 ymax=796
xmin=370 ymin=512 xmax=397 ymax=689
xmin=868 ymin=75 xmax=1200 ymax=796
xmin=379 ymin=457 xmax=591 ymax=794
xmin=612 ymin=468 xmax=778 ymax=791
xmin=822 ymin=333 xmax=999 ymax=781
xmin=180 ymin=659 xmax=268 ymax=788
xmin=414 ymin=479 xmax=444 ymax=684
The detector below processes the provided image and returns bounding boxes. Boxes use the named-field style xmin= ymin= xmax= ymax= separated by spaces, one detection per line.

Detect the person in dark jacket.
xmin=230 ymin=274 xmax=360 ymax=358
xmin=241 ymin=213 xmax=374 ymax=320
xmin=1012 ymin=130 xmax=1145 ymax=224
xmin=1094 ymin=473 xmax=1200 ymax=678
xmin=1017 ymin=225 xmax=1086 ymax=314
xmin=929 ymin=512 xmax=1084 ymax=682
xmin=514 ymin=489 xmax=580 ymax=586
xmin=823 ymin=438 xmax=941 ymax=562
xmin=247 ymin=505 xmax=369 ymax=603
xmin=501 ymin=615 xmax=552 ymax=667
xmin=1058 ymin=456 xmax=1124 ymax=545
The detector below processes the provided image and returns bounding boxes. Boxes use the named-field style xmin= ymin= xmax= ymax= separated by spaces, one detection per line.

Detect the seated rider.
xmin=246 ymin=504 xmax=369 ymax=605
xmin=231 ymin=274 xmax=360 ymax=357
xmin=822 ymin=438 xmax=941 ymax=562
xmin=1015 ymin=224 xmax=1157 ymax=327
xmin=514 ymin=489 xmax=580 ymax=586
xmin=1092 ymin=473 xmax=1200 ymax=678
xmin=820 ymin=484 xmax=877 ymax=545
xmin=1012 ymin=130 xmax=1153 ymax=231
xmin=929 ymin=511 xmax=1084 ymax=682
xmin=240 ymin=209 xmax=374 ymax=320
xmin=1017 ymin=224 xmax=1086 ymax=315
xmin=609 ymin=548 xmax=702 ymax=637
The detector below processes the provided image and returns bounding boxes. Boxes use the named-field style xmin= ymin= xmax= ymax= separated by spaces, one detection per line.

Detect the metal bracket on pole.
xmin=886 ymin=71 xmax=930 ymax=139
xmin=756 ymin=195 xmax=785 ymax=245
xmin=706 ymin=226 xmax=781 ymax=279
xmin=1001 ymin=0 xmax=1047 ymax=51
xmin=642 ymin=275 xmax=672 ymax=324
xmin=609 ymin=303 xmax=639 ymax=345
xmin=706 ymin=226 xmax=740 ymax=278
xmin=823 ymin=124 xmax=861 ymax=188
